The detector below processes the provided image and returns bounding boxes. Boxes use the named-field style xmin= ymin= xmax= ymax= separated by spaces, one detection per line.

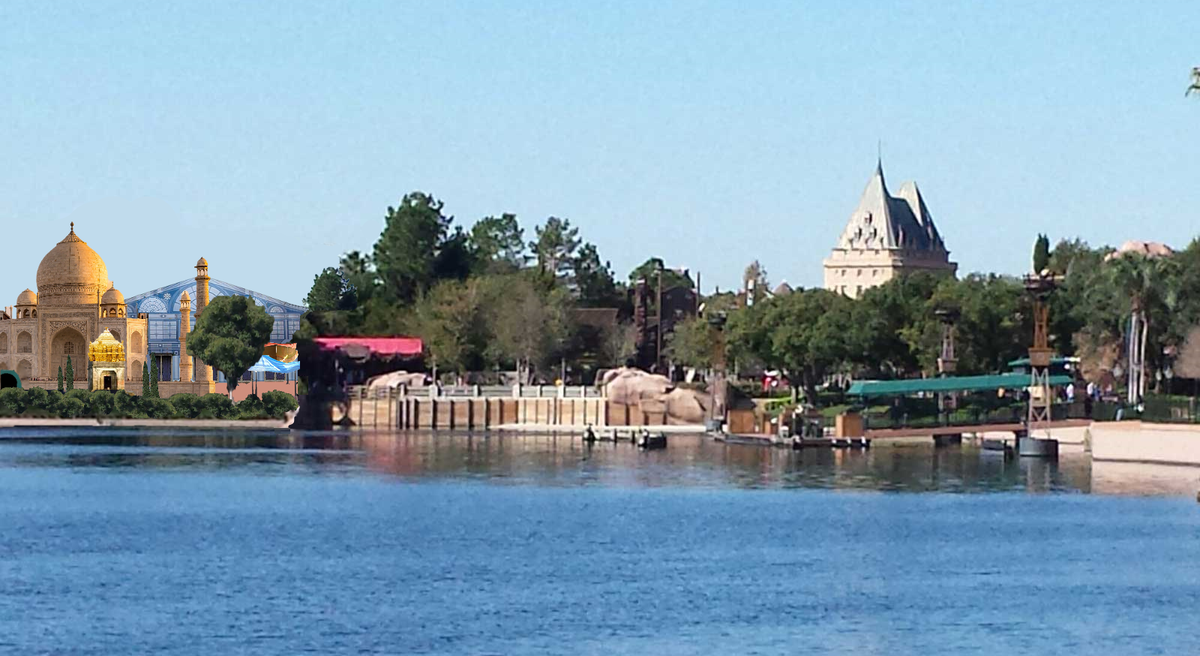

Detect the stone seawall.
xmin=343 ymin=391 xmax=683 ymax=431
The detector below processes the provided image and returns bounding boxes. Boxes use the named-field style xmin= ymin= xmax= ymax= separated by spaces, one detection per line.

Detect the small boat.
xmin=637 ymin=430 xmax=667 ymax=450
xmin=981 ymin=438 xmax=1015 ymax=458
xmin=791 ymin=436 xmax=871 ymax=449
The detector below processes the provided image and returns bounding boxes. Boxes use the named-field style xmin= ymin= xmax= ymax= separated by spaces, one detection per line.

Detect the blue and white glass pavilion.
xmin=125 ymin=279 xmax=307 ymax=382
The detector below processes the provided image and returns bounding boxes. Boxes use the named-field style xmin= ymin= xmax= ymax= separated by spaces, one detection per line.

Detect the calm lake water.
xmin=1 ymin=429 xmax=1198 ymax=655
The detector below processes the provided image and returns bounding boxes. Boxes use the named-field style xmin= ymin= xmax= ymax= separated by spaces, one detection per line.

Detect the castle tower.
xmin=193 ymin=258 xmax=212 ymax=383
xmin=822 ymin=161 xmax=956 ymax=298
xmin=178 ymin=290 xmax=193 ymax=382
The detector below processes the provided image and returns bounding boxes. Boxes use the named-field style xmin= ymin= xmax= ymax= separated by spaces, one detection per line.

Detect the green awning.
xmin=847 ymin=374 xmax=1073 ymax=397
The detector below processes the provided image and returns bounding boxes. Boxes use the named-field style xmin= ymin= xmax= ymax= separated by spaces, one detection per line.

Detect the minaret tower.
xmin=178 ymin=290 xmax=193 ymax=382
xmin=194 ymin=258 xmax=213 ymax=383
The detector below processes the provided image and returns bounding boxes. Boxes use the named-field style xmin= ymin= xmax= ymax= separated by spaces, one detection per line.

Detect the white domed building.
xmin=0 ymin=224 xmax=149 ymax=388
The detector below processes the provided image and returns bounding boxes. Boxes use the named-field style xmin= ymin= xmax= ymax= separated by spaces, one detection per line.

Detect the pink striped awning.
xmin=312 ymin=337 xmax=423 ymax=357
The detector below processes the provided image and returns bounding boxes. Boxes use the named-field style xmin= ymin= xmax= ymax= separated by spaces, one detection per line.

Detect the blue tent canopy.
xmin=248 ymin=355 xmax=299 ymax=374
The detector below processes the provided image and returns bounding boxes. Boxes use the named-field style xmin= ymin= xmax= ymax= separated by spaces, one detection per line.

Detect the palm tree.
xmin=1105 ymin=253 xmax=1178 ymax=402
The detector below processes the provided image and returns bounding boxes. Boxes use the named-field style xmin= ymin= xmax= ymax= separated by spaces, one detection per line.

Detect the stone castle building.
xmin=823 ymin=162 xmax=956 ymax=298
xmin=0 ymin=224 xmax=218 ymax=395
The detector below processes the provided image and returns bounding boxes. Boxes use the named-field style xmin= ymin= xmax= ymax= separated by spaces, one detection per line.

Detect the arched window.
xmin=22 ymin=310 xmax=29 ymax=318
xmin=0 ymin=333 xmax=7 ymax=354
xmin=31 ymin=310 xmax=37 ymax=318
xmin=17 ymin=332 xmax=32 ymax=354
xmin=101 ymin=309 xmax=108 ymax=318
xmin=16 ymin=360 xmax=31 ymax=380
xmin=131 ymin=332 xmax=143 ymax=353
xmin=64 ymin=342 xmax=74 ymax=355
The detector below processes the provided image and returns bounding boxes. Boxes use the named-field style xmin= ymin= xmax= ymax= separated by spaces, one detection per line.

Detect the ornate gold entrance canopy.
xmin=88 ymin=329 xmax=125 ymax=363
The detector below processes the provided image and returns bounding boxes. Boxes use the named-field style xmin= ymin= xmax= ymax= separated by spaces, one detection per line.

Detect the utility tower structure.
xmin=935 ymin=307 xmax=960 ymax=413
xmin=1021 ymin=274 xmax=1059 ymax=458
xmin=707 ymin=311 xmax=728 ymax=431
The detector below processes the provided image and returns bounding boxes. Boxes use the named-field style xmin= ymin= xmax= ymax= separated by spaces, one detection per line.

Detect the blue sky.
xmin=2 ymin=1 xmax=1197 ymax=305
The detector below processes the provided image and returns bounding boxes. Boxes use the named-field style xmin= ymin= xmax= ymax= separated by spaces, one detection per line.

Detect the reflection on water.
xmin=1092 ymin=460 xmax=1200 ymax=496
xmin=2 ymin=427 xmax=1199 ymax=656
xmin=0 ymin=428 xmax=1194 ymax=497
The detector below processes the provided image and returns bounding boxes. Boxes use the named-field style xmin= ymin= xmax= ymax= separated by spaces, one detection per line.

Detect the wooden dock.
xmin=715 ymin=433 xmax=871 ymax=450
xmin=864 ymin=419 xmax=1089 ymax=439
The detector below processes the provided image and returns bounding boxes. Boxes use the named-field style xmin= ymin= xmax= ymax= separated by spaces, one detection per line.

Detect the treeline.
xmin=300 ymin=192 xmax=1200 ymax=400
xmin=300 ymin=192 xmax=685 ymax=382
xmin=668 ymin=238 xmax=1200 ymax=404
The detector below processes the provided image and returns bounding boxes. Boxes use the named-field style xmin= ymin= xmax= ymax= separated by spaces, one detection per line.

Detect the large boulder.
xmin=603 ymin=367 xmax=673 ymax=405
xmin=663 ymin=388 xmax=710 ymax=424
xmin=367 ymin=370 xmax=427 ymax=390
xmin=602 ymin=366 xmax=711 ymax=424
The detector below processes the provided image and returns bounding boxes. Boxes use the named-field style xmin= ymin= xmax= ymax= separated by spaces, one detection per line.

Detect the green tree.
xmin=727 ymin=289 xmax=853 ymax=405
xmin=572 ymin=243 xmax=620 ymax=307
xmin=1046 ymin=239 xmax=1112 ymax=356
xmin=849 ymin=273 xmax=942 ymax=376
xmin=339 ymin=251 xmax=376 ymax=306
xmin=142 ymin=362 xmax=150 ymax=396
xmin=930 ymin=274 xmax=1030 ymax=375
xmin=628 ymin=257 xmax=692 ymax=289
xmin=431 ymin=226 xmax=477 ymax=282
xmin=372 ymin=192 xmax=453 ymax=304
xmin=667 ymin=317 xmax=718 ymax=370
xmin=149 ymin=360 xmax=159 ymax=399
xmin=57 ymin=366 xmax=64 ymax=393
xmin=1033 ymin=234 xmax=1051 ymax=273
xmin=531 ymin=217 xmax=581 ymax=279
xmin=305 ymin=267 xmax=357 ymax=312
xmin=64 ymin=356 xmax=74 ymax=391
xmin=485 ymin=274 xmax=572 ymax=383
xmin=470 ymin=213 xmax=526 ymax=272
xmin=187 ymin=295 xmax=275 ymax=397
xmin=1104 ymin=252 xmax=1178 ymax=398
xmin=408 ymin=279 xmax=489 ymax=376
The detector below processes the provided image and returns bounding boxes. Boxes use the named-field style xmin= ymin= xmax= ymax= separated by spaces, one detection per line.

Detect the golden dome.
xmin=197 ymin=257 xmax=208 ymax=267
xmin=101 ymin=285 xmax=125 ymax=305
xmin=16 ymin=289 xmax=37 ymax=306
xmin=36 ymin=223 xmax=111 ymax=307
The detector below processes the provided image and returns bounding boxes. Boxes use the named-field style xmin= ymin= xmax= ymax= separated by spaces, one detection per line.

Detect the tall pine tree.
xmin=64 ymin=356 xmax=74 ymax=391
xmin=149 ymin=360 xmax=159 ymax=399
xmin=57 ymin=367 xmax=64 ymax=393
xmin=87 ymin=360 xmax=93 ymax=391
xmin=1033 ymin=234 xmax=1051 ymax=274
xmin=142 ymin=362 xmax=150 ymax=396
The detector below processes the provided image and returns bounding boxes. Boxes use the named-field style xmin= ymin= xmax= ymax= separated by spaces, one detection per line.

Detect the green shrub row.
xmin=0 ymin=388 xmax=298 ymax=421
